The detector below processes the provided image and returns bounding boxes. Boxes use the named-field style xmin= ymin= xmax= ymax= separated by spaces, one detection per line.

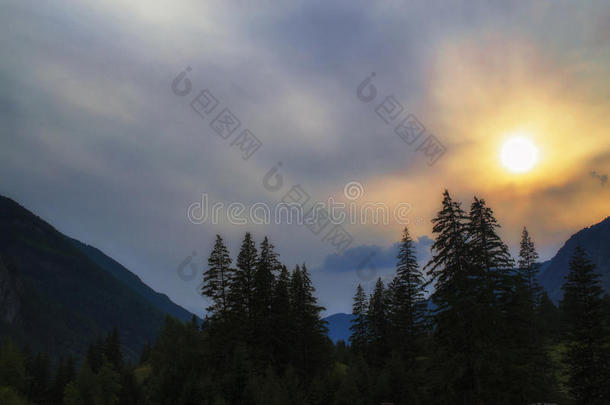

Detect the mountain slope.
xmin=0 ymin=195 xmax=195 ymax=360
xmin=538 ymin=217 xmax=610 ymax=302
xmin=323 ymin=313 xmax=355 ymax=344
xmin=70 ymin=238 xmax=194 ymax=323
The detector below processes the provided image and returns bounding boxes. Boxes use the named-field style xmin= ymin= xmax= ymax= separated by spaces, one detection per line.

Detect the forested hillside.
xmin=0 ymin=196 xmax=195 ymax=361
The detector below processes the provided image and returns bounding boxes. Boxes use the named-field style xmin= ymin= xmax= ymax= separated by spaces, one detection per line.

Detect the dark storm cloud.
xmin=315 ymin=235 xmax=433 ymax=273
xmin=1 ymin=0 xmax=608 ymax=316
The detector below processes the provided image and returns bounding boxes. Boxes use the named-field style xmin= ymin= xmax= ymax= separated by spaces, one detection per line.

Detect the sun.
xmin=500 ymin=135 xmax=539 ymax=173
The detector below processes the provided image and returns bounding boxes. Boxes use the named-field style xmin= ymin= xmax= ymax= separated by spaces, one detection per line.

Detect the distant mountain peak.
xmin=323 ymin=313 xmax=355 ymax=344
xmin=538 ymin=215 xmax=610 ymax=302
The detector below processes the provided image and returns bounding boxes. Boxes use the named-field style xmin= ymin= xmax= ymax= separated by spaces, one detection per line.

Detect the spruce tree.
xmin=349 ymin=284 xmax=369 ymax=350
xmin=104 ymin=327 xmax=123 ymax=371
xmin=229 ymin=232 xmax=258 ymax=320
xmin=537 ymin=291 xmax=560 ymax=341
xmin=118 ymin=367 xmax=141 ymax=405
xmin=425 ymin=191 xmax=484 ymax=403
xmin=560 ymin=246 xmax=610 ymax=404
xmin=0 ymin=339 xmax=27 ymax=394
xmin=466 ymin=201 xmax=513 ymax=291
xmin=425 ymin=190 xmax=469 ymax=302
xmin=86 ymin=336 xmax=105 ymax=374
xmin=252 ymin=236 xmax=280 ymax=363
xmin=518 ymin=226 xmax=541 ymax=304
xmin=467 ymin=197 xmax=539 ymax=402
xmin=504 ymin=274 xmax=557 ymax=402
xmin=66 ymin=360 xmax=101 ymax=405
xmin=290 ymin=264 xmax=329 ymax=377
xmin=97 ymin=360 xmax=121 ymax=405
xmin=388 ymin=227 xmax=426 ymax=359
xmin=253 ymin=236 xmax=280 ymax=318
xmin=509 ymin=226 xmax=557 ymax=402
xmin=27 ymin=352 xmax=51 ymax=404
xmin=367 ymin=278 xmax=388 ymax=360
xmin=270 ymin=265 xmax=293 ymax=367
xmin=52 ymin=356 xmax=76 ymax=404
xmin=202 ymin=235 xmax=233 ymax=319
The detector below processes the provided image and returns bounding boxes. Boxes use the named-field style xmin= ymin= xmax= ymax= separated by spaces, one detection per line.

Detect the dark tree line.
xmin=348 ymin=190 xmax=610 ymax=404
xmin=1 ymin=191 xmax=610 ymax=404
xmin=0 ymin=328 xmax=141 ymax=405
xmin=145 ymin=233 xmax=333 ymax=404
xmin=560 ymin=246 xmax=610 ymax=403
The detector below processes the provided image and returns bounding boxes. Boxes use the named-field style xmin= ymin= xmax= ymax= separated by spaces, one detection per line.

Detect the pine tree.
xmin=86 ymin=336 xmax=105 ymax=374
xmin=118 ymin=367 xmax=141 ymax=405
xmin=560 ymin=246 xmax=610 ymax=404
xmin=52 ymin=356 xmax=76 ymax=404
xmin=467 ymin=197 xmax=543 ymax=402
xmin=425 ymin=190 xmax=469 ymax=303
xmin=290 ymin=264 xmax=330 ymax=377
xmin=467 ymin=197 xmax=514 ymax=274
xmin=504 ymin=274 xmax=557 ymax=402
xmin=27 ymin=352 xmax=51 ymax=404
xmin=507 ymin=226 xmax=557 ymax=402
xmin=104 ymin=327 xmax=123 ymax=371
xmin=367 ymin=278 xmax=388 ymax=360
xmin=0 ymin=339 xmax=27 ymax=394
xmin=65 ymin=360 xmax=101 ymax=405
xmin=229 ymin=232 xmax=258 ymax=321
xmin=252 ymin=236 xmax=280 ymax=363
xmin=387 ymin=227 xmax=426 ymax=360
xmin=349 ymin=284 xmax=369 ymax=350
xmin=466 ymin=197 xmax=514 ymax=315
xmin=202 ymin=235 xmax=233 ymax=319
xmin=518 ymin=226 xmax=542 ymax=304
xmin=139 ymin=343 xmax=152 ymax=365
xmin=467 ymin=196 xmax=514 ymax=309
xmin=537 ymin=291 xmax=560 ymax=342
xmin=97 ymin=360 xmax=121 ymax=405
xmin=253 ymin=237 xmax=280 ymax=319
xmin=425 ymin=191 xmax=486 ymax=403
xmin=270 ymin=265 xmax=293 ymax=367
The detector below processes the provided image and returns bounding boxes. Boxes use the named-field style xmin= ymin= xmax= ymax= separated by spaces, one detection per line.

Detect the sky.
xmin=1 ymin=0 xmax=609 ymax=316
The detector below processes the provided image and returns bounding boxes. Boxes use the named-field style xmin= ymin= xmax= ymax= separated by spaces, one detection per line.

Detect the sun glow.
xmin=500 ymin=135 xmax=539 ymax=174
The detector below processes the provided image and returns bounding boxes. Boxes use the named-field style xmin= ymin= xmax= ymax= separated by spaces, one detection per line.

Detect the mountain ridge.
xmin=538 ymin=216 xmax=610 ymax=302
xmin=69 ymin=237 xmax=195 ymax=323
xmin=0 ymin=195 xmax=196 ymax=360
xmin=323 ymin=313 xmax=355 ymax=344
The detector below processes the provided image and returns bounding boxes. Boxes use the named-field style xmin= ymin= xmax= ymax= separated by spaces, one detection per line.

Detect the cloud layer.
xmin=1 ymin=0 xmax=609 ymax=315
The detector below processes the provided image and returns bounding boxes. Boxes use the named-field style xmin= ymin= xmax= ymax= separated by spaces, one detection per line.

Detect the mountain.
xmin=323 ymin=313 xmax=355 ymax=344
xmin=0 ymin=195 xmax=196 ymax=360
xmin=69 ymin=238 xmax=194 ymax=323
xmin=538 ymin=216 xmax=610 ymax=303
